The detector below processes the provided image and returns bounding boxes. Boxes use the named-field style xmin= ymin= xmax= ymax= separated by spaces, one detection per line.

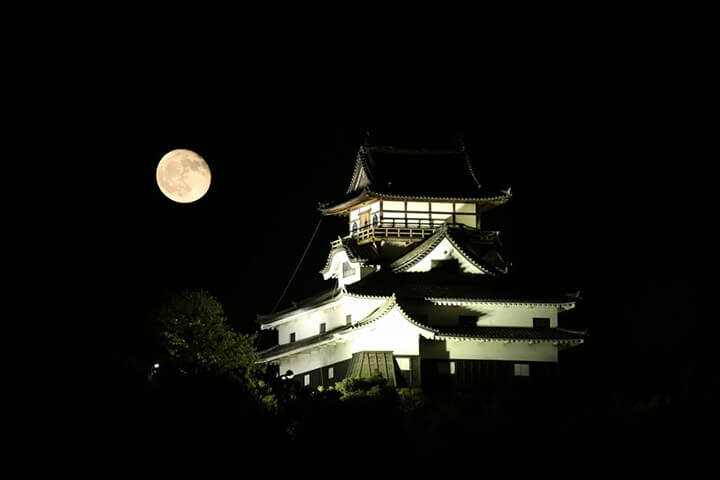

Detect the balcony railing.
xmin=354 ymin=224 xmax=436 ymax=244
xmin=331 ymin=221 xmax=499 ymax=247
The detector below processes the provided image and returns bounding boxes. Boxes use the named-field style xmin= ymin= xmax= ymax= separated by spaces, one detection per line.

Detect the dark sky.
xmin=10 ymin=8 xmax=716 ymax=475
xmin=14 ymin=7 xmax=712 ymax=396
xmin=114 ymin=10 xmax=712 ymax=388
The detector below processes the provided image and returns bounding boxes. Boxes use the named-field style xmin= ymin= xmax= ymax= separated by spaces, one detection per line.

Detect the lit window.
xmin=514 ymin=364 xmax=530 ymax=376
xmin=328 ymin=367 xmax=334 ymax=379
xmin=304 ymin=374 xmax=310 ymax=386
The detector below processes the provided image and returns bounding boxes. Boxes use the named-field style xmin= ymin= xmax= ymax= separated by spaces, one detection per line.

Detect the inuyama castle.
xmin=257 ymin=135 xmax=585 ymax=390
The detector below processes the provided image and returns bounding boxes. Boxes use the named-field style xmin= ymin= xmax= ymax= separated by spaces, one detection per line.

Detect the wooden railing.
xmin=331 ymin=221 xmax=499 ymax=247
xmin=355 ymin=224 xmax=436 ymax=243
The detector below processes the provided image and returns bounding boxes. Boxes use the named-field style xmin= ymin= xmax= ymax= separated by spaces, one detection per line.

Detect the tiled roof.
xmin=389 ymin=224 xmax=508 ymax=275
xmin=346 ymin=351 xmax=397 ymax=386
xmin=257 ymin=323 xmax=353 ymax=361
xmin=347 ymin=145 xmax=483 ymax=198
xmin=258 ymin=295 xmax=434 ymax=361
xmin=318 ymin=188 xmax=510 ymax=216
xmin=256 ymin=287 xmax=342 ymax=325
xmin=434 ymin=326 xmax=586 ymax=343
xmin=346 ymin=270 xmax=577 ymax=305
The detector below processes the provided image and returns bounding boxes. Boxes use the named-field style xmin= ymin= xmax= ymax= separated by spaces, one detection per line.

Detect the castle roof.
xmin=257 ymin=293 xmax=585 ymax=362
xmin=347 ymin=145 xmax=482 ymax=196
xmin=389 ymin=224 xmax=507 ymax=275
xmin=256 ymin=286 xmax=342 ymax=325
xmin=319 ymin=224 xmax=507 ymax=276
xmin=319 ymin=144 xmax=510 ymax=215
xmin=345 ymin=269 xmax=577 ymax=306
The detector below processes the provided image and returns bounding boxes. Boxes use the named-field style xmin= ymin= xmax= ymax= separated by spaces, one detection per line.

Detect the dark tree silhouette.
xmin=154 ymin=289 xmax=264 ymax=394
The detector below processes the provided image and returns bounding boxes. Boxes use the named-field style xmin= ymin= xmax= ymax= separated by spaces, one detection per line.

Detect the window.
xmin=328 ymin=367 xmax=334 ymax=379
xmin=346 ymin=314 xmax=352 ymax=326
xmin=304 ymin=374 xmax=310 ymax=386
xmin=514 ymin=364 xmax=530 ymax=376
xmin=319 ymin=322 xmax=326 ymax=334
xmin=459 ymin=316 xmax=476 ymax=328
xmin=533 ymin=317 xmax=550 ymax=328
xmin=289 ymin=332 xmax=296 ymax=343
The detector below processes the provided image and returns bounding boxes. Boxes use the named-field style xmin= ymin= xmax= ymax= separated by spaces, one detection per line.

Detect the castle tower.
xmin=257 ymin=133 xmax=585 ymax=389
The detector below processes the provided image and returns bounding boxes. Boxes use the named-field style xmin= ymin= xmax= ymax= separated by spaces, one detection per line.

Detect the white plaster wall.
xmin=455 ymin=203 xmax=476 ymax=213
xmin=413 ymin=303 xmax=558 ymax=328
xmin=275 ymin=308 xmax=423 ymax=374
xmin=347 ymin=309 xmax=423 ymax=356
xmin=277 ymin=342 xmax=353 ymax=376
xmin=323 ymin=250 xmax=362 ymax=286
xmin=431 ymin=202 xmax=454 ymax=213
xmin=277 ymin=306 xmax=341 ymax=344
xmin=407 ymin=201 xmax=430 ymax=212
xmin=475 ymin=305 xmax=558 ymax=328
xmin=406 ymin=238 xmax=485 ymax=274
xmin=382 ymin=200 xmax=405 ymax=211
xmin=342 ymin=295 xmax=387 ymax=325
xmin=422 ymin=339 xmax=558 ymax=362
xmin=455 ymin=214 xmax=476 ymax=228
xmin=275 ymin=295 xmax=386 ymax=345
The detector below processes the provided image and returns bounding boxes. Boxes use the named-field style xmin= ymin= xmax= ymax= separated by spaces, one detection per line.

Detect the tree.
xmin=335 ymin=371 xmax=400 ymax=407
xmin=153 ymin=289 xmax=264 ymax=394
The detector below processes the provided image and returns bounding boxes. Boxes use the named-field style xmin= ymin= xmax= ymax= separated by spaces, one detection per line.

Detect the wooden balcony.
xmin=354 ymin=224 xmax=435 ymax=244
xmin=339 ymin=220 xmax=499 ymax=245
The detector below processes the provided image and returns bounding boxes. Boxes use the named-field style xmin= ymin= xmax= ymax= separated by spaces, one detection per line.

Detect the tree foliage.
xmin=334 ymin=371 xmax=399 ymax=407
xmin=154 ymin=289 xmax=264 ymax=393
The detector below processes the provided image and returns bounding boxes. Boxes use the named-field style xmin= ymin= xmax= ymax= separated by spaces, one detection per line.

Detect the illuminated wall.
xmin=322 ymin=249 xmax=362 ymax=286
xmin=403 ymin=237 xmax=486 ymax=274
xmin=274 ymin=295 xmax=386 ymax=346
xmin=412 ymin=302 xmax=559 ymax=328
xmin=348 ymin=200 xmax=479 ymax=232
xmin=421 ymin=338 xmax=558 ymax=362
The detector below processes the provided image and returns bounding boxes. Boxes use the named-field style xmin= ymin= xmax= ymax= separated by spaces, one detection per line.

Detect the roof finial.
xmin=455 ymin=134 xmax=466 ymax=152
xmin=363 ymin=130 xmax=372 ymax=146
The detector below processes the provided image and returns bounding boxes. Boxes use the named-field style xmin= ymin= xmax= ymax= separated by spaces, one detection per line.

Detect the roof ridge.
xmin=443 ymin=229 xmax=498 ymax=276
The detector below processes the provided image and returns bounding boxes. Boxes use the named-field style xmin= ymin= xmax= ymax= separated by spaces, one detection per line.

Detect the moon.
xmin=156 ymin=149 xmax=212 ymax=203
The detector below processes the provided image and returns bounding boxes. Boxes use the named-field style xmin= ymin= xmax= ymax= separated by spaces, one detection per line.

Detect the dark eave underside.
xmin=319 ymin=188 xmax=509 ymax=215
xmin=435 ymin=326 xmax=586 ymax=341
xmin=346 ymin=270 xmax=575 ymax=304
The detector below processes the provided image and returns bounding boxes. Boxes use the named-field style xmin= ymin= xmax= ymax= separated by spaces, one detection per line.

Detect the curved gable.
xmin=320 ymin=247 xmax=362 ymax=286
xmin=390 ymin=225 xmax=500 ymax=275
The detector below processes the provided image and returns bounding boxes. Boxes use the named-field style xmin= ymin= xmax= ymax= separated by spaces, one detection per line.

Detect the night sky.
xmin=11 ymin=7 xmax=715 ymax=473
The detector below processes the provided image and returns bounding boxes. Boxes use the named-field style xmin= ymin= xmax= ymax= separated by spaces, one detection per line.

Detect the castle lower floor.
xmin=270 ymin=351 xmax=562 ymax=391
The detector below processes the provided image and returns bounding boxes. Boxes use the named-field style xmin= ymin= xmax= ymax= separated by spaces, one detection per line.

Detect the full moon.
xmin=156 ymin=149 xmax=212 ymax=203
